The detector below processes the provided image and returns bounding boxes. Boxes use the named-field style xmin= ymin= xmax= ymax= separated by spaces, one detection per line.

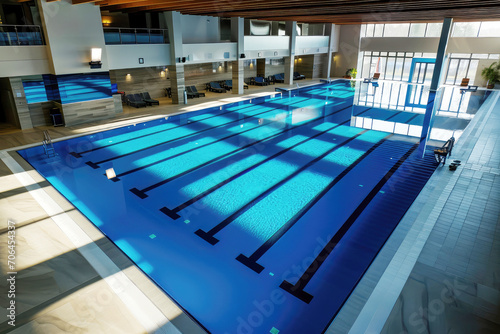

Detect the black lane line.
xmin=69 ymin=106 xmax=248 ymax=158
xmin=236 ymin=133 xmax=393 ymax=273
xmin=130 ymin=104 xmax=357 ymax=199
xmin=279 ymin=142 xmax=418 ymax=304
xmin=85 ymin=106 xmax=283 ymax=169
xmin=160 ymin=119 xmax=351 ymax=219
xmin=86 ymin=97 xmax=333 ymax=168
xmin=384 ymin=110 xmax=406 ymax=121
xmin=108 ymin=111 xmax=288 ymax=181
xmin=194 ymin=129 xmax=372 ymax=246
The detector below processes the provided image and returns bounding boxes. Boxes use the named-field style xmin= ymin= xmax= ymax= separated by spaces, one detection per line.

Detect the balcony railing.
xmin=104 ymin=27 xmax=169 ymax=45
xmin=0 ymin=25 xmax=44 ymax=46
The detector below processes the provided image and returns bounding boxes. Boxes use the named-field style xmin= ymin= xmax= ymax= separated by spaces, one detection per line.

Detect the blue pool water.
xmin=18 ymin=80 xmax=439 ymax=333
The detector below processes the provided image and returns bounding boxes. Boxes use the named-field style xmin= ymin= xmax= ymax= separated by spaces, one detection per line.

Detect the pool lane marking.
xmin=84 ymin=106 xmax=280 ymax=169
xmin=235 ymin=133 xmax=393 ymax=273
xmin=129 ymin=104 xmax=356 ymax=198
xmin=159 ymin=119 xmax=351 ymax=220
xmin=69 ymin=105 xmax=251 ymax=158
xmin=85 ymin=98 xmax=333 ymax=169
xmin=279 ymin=142 xmax=419 ymax=304
xmin=194 ymin=129 xmax=373 ymax=246
xmin=107 ymin=109 xmax=288 ymax=180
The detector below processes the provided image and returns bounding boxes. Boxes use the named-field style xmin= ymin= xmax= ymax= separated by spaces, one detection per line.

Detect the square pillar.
xmin=232 ymin=60 xmax=245 ymax=94
xmin=169 ymin=64 xmax=185 ymax=104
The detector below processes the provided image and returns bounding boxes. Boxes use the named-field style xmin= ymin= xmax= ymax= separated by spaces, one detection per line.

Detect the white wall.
xmin=38 ymin=0 xmax=108 ymax=75
xmin=244 ymin=36 xmax=290 ymax=51
xmin=295 ymin=36 xmax=330 ymax=54
xmin=447 ymin=37 xmax=500 ymax=54
xmin=181 ymin=14 xmax=220 ymax=43
xmin=106 ymin=44 xmax=171 ymax=70
xmin=183 ymin=43 xmax=237 ymax=64
xmin=360 ymin=37 xmax=439 ymax=52
xmin=360 ymin=37 xmax=500 ymax=54
xmin=0 ymin=46 xmax=50 ymax=77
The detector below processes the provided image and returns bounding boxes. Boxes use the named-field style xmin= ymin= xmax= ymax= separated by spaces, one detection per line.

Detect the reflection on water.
xmin=351 ymin=80 xmax=490 ymax=141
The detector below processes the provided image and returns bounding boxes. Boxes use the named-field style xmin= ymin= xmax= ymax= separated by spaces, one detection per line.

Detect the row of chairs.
xmin=124 ymin=92 xmax=159 ymax=108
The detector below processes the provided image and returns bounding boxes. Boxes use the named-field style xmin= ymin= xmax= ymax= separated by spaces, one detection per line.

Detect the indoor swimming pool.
xmin=19 ymin=80 xmax=443 ymax=333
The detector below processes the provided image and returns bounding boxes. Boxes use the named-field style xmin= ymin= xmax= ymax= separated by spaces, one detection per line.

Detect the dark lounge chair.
xmin=224 ymin=80 xmax=233 ymax=90
xmin=140 ymin=92 xmax=159 ymax=106
xmin=126 ymin=94 xmax=147 ymax=108
xmin=209 ymin=82 xmax=226 ymax=93
xmin=273 ymin=73 xmax=285 ymax=83
xmin=185 ymin=86 xmax=197 ymax=98
xmin=434 ymin=137 xmax=455 ymax=165
xmin=293 ymin=72 xmax=306 ymax=80
xmin=254 ymin=77 xmax=268 ymax=86
xmin=190 ymin=86 xmax=205 ymax=97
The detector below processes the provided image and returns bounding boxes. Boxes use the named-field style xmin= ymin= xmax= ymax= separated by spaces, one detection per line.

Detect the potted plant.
xmin=481 ymin=62 xmax=500 ymax=89
xmin=345 ymin=68 xmax=357 ymax=88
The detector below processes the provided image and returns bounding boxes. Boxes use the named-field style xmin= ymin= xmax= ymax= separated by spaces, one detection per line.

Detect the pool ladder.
xmin=42 ymin=130 xmax=56 ymax=157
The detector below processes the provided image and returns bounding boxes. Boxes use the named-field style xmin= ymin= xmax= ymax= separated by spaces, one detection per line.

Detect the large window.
xmin=451 ymin=21 xmax=500 ymax=37
xmin=359 ymin=52 xmax=436 ymax=82
xmin=361 ymin=22 xmax=442 ymax=38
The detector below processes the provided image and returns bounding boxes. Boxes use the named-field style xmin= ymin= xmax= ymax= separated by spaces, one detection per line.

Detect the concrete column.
xmin=323 ymin=24 xmax=335 ymax=79
xmin=284 ymin=21 xmax=297 ymax=85
xmin=6 ymin=78 xmax=32 ymax=129
xmin=232 ymin=60 xmax=245 ymax=95
xmin=271 ymin=21 xmax=280 ymax=35
xmin=256 ymin=58 xmax=266 ymax=78
xmin=231 ymin=17 xmax=245 ymax=94
xmin=165 ymin=11 xmax=185 ymax=104
xmin=420 ymin=18 xmax=453 ymax=148
xmin=168 ymin=64 xmax=185 ymax=104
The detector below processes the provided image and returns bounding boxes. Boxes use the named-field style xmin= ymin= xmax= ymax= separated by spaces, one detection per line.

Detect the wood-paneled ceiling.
xmin=72 ymin=0 xmax=500 ymax=24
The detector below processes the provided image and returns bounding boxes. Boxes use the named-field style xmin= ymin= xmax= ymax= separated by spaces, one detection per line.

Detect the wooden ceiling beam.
xmin=72 ymin=0 xmax=99 ymax=5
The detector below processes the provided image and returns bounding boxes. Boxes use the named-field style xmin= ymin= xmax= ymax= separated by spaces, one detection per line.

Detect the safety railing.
xmin=103 ymin=27 xmax=169 ymax=45
xmin=0 ymin=24 xmax=44 ymax=46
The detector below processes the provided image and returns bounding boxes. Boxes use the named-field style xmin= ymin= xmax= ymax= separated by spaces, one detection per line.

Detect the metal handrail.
xmin=0 ymin=24 xmax=44 ymax=46
xmin=103 ymin=27 xmax=169 ymax=44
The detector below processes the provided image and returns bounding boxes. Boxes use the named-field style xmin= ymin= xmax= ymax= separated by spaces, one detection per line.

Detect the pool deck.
xmin=328 ymin=90 xmax=500 ymax=333
xmin=1 ymin=81 xmax=499 ymax=333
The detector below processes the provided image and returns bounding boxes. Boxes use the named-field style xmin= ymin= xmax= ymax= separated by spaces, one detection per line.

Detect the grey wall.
xmin=332 ymin=25 xmax=361 ymax=78
xmin=181 ymin=14 xmax=220 ymax=43
xmin=38 ymin=0 xmax=108 ymax=75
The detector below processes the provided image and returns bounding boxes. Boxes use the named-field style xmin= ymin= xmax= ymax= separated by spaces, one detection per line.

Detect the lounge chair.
xmin=185 ymin=86 xmax=197 ymax=98
xmin=460 ymin=78 xmax=470 ymax=86
xmin=126 ymin=94 xmax=147 ymax=108
xmin=140 ymin=92 xmax=159 ymax=106
xmin=224 ymin=80 xmax=233 ymax=90
xmin=254 ymin=77 xmax=268 ymax=86
xmin=209 ymin=82 xmax=226 ymax=93
xmin=273 ymin=73 xmax=285 ymax=83
xmin=434 ymin=137 xmax=455 ymax=165
xmin=190 ymin=86 xmax=205 ymax=97
xmin=293 ymin=72 xmax=305 ymax=80
xmin=372 ymin=73 xmax=380 ymax=80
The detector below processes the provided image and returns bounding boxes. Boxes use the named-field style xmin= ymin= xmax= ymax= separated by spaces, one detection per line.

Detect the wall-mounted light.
xmin=258 ymin=52 xmax=262 ymax=57
xmin=160 ymin=70 xmax=165 ymax=77
xmin=89 ymin=48 xmax=102 ymax=69
xmin=102 ymin=16 xmax=112 ymax=27
xmin=125 ymin=73 xmax=132 ymax=82
xmin=274 ymin=51 xmax=278 ymax=56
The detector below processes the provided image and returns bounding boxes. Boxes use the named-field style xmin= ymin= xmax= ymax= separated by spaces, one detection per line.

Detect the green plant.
xmin=481 ymin=62 xmax=500 ymax=87
xmin=345 ymin=68 xmax=357 ymax=79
